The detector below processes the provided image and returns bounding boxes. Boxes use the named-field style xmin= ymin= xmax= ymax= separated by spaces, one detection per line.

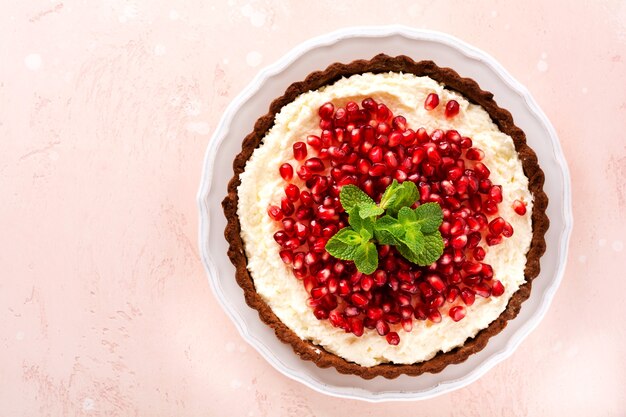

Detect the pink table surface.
xmin=1 ymin=1 xmax=625 ymax=415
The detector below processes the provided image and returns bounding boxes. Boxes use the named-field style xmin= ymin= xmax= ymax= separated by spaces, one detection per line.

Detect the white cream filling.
xmin=237 ymin=72 xmax=533 ymax=367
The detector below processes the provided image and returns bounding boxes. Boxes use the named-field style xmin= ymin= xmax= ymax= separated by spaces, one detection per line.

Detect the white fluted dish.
xmin=197 ymin=26 xmax=572 ymax=401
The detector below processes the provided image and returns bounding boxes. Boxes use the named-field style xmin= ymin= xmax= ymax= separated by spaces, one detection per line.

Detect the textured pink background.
xmin=1 ymin=1 xmax=625 ymax=415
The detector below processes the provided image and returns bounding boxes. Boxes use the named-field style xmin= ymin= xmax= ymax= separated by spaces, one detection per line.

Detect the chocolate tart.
xmin=222 ymin=54 xmax=548 ymax=379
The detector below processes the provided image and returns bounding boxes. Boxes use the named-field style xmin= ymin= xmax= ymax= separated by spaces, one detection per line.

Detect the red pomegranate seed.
xmin=513 ymin=199 xmax=527 ymax=215
xmin=349 ymin=318 xmax=364 ymax=337
xmin=367 ymin=307 xmax=384 ymax=321
xmin=297 ymin=165 xmax=312 ymax=181
xmin=306 ymin=135 xmax=322 ymax=149
xmin=486 ymin=233 xmax=503 ymax=246
xmin=473 ymin=246 xmax=486 ymax=261
xmin=388 ymin=132 xmax=402 ymax=147
xmin=267 ymin=205 xmax=283 ymax=221
xmin=460 ymin=136 xmax=473 ymax=149
xmin=369 ymin=163 xmax=386 ymax=177
xmin=281 ymin=197 xmax=294 ymax=216
xmin=446 ymin=286 xmax=460 ymax=303
xmin=313 ymin=307 xmax=329 ymax=320
xmin=483 ymin=199 xmax=498 ymax=215
xmin=376 ymin=320 xmax=390 ymax=336
xmin=474 ymin=283 xmax=492 ymax=298
xmin=474 ymin=163 xmax=491 ymax=179
xmin=361 ymin=97 xmax=377 ymax=111
xmin=491 ymin=280 xmax=505 ymax=296
xmin=428 ymin=308 xmax=442 ymax=323
xmin=424 ymin=93 xmax=440 ymax=110
xmin=465 ymin=148 xmax=484 ymax=161
xmin=351 ymin=292 xmax=369 ymax=307
xmin=279 ymin=249 xmax=293 ymax=264
xmin=279 ymin=163 xmax=293 ymax=181
xmin=502 ymin=221 xmax=514 ymax=238
xmin=284 ymin=184 xmax=300 ymax=202
xmin=334 ymin=108 xmax=347 ymax=127
xmin=392 ymin=116 xmax=407 ymax=131
xmin=426 ymin=273 xmax=446 ymax=293
xmin=489 ymin=217 xmax=506 ymax=235
xmin=293 ymin=142 xmax=307 ymax=161
xmin=481 ymin=263 xmax=494 ymax=280
xmin=376 ymin=104 xmax=391 ymax=122
xmin=451 ymin=235 xmax=468 ymax=249
xmin=386 ymin=332 xmax=400 ymax=345
xmin=449 ymin=306 xmax=466 ymax=322
xmin=445 ymin=100 xmax=460 ymax=118
xmin=319 ymin=102 xmax=334 ymax=120
xmin=304 ymin=157 xmax=325 ymax=172
xmin=489 ymin=185 xmax=503 ymax=203
xmin=463 ymin=261 xmax=482 ymax=275
xmin=328 ymin=310 xmax=346 ymax=328
xmin=460 ymin=288 xmax=475 ymax=306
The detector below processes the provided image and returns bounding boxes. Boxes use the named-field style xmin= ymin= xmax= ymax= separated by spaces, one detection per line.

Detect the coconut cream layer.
xmin=237 ymin=72 xmax=533 ymax=367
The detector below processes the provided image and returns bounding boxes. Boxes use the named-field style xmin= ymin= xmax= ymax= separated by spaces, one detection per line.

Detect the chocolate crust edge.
xmin=221 ymin=54 xmax=549 ymax=380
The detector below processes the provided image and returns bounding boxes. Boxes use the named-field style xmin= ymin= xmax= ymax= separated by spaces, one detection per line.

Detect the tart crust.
xmin=222 ymin=54 xmax=549 ymax=379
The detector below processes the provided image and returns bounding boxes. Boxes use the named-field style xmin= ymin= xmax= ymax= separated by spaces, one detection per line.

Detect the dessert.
xmin=223 ymin=55 xmax=548 ymax=379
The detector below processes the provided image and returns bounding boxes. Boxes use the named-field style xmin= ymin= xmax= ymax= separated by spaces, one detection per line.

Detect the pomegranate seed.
xmin=376 ymin=104 xmax=391 ymax=121
xmin=461 ymin=288 xmax=475 ymax=306
xmin=401 ymin=318 xmax=413 ymax=332
xmin=491 ymin=280 xmax=505 ymax=296
xmin=426 ymin=274 xmax=446 ymax=292
xmin=445 ymin=100 xmax=460 ymax=118
xmin=460 ymin=136 xmax=473 ymax=149
xmin=293 ymin=142 xmax=307 ymax=161
xmin=329 ymin=311 xmax=346 ymax=328
xmin=483 ymin=199 xmax=498 ymax=215
xmin=334 ymin=108 xmax=347 ymax=127
xmin=428 ymin=308 xmax=442 ymax=323
xmin=305 ymin=157 xmax=325 ymax=172
xmin=513 ymin=199 xmax=527 ymax=215
xmin=416 ymin=128 xmax=430 ymax=144
xmin=489 ymin=185 xmax=503 ymax=203
xmin=279 ymin=249 xmax=293 ymax=264
xmin=369 ymin=163 xmax=386 ymax=177
xmin=474 ymin=162 xmax=490 ymax=179
xmin=474 ymin=283 xmax=492 ymax=298
xmin=466 ymin=148 xmax=484 ymax=161
xmin=349 ymin=318 xmax=364 ymax=337
xmin=486 ymin=233 xmax=503 ymax=246
xmin=489 ymin=217 xmax=506 ymax=235
xmin=392 ymin=116 xmax=407 ymax=131
xmin=367 ymin=307 xmax=383 ymax=321
xmin=451 ymin=235 xmax=467 ymax=249
xmin=267 ymin=205 xmax=283 ymax=221
xmin=373 ymin=270 xmax=387 ymax=286
xmin=319 ymin=102 xmax=334 ymax=120
xmin=313 ymin=307 xmax=329 ymax=320
xmin=473 ymin=246 xmax=486 ymax=261
xmin=424 ymin=93 xmax=440 ymax=110
xmin=281 ymin=197 xmax=294 ymax=216
xmin=279 ymin=163 xmax=294 ymax=181
xmin=449 ymin=306 xmax=466 ymax=322
xmin=388 ymin=132 xmax=402 ymax=147
xmin=376 ymin=320 xmax=390 ymax=336
xmin=502 ymin=221 xmax=514 ymax=238
xmin=361 ymin=97 xmax=377 ymax=111
xmin=351 ymin=292 xmax=369 ymax=307
xmin=446 ymin=286 xmax=460 ymax=303
xmin=284 ymin=184 xmax=300 ymax=202
xmin=386 ymin=332 xmax=400 ymax=345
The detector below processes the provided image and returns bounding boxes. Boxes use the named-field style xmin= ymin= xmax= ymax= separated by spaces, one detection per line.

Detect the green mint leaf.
xmin=357 ymin=202 xmax=384 ymax=219
xmin=373 ymin=215 xmax=404 ymax=242
xmin=332 ymin=228 xmax=362 ymax=246
xmin=399 ymin=226 xmax=424 ymax=255
xmin=413 ymin=202 xmax=444 ymax=233
xmin=340 ymin=185 xmax=375 ymax=212
xmin=378 ymin=180 xmax=402 ymax=210
xmin=381 ymin=180 xmax=419 ymax=217
xmin=348 ymin=208 xmax=374 ymax=240
xmin=413 ymin=231 xmax=445 ymax=265
xmin=373 ymin=229 xmax=399 ymax=245
xmin=325 ymin=232 xmax=359 ymax=260
xmin=395 ymin=242 xmax=421 ymax=264
xmin=353 ymin=241 xmax=378 ymax=274
xmin=397 ymin=206 xmax=417 ymax=225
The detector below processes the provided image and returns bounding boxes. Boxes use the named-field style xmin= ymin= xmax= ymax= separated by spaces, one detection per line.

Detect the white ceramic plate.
xmin=197 ymin=26 xmax=572 ymax=401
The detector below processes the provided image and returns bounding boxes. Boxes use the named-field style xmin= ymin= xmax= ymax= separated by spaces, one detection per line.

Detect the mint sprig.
xmin=325 ymin=180 xmax=444 ymax=273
